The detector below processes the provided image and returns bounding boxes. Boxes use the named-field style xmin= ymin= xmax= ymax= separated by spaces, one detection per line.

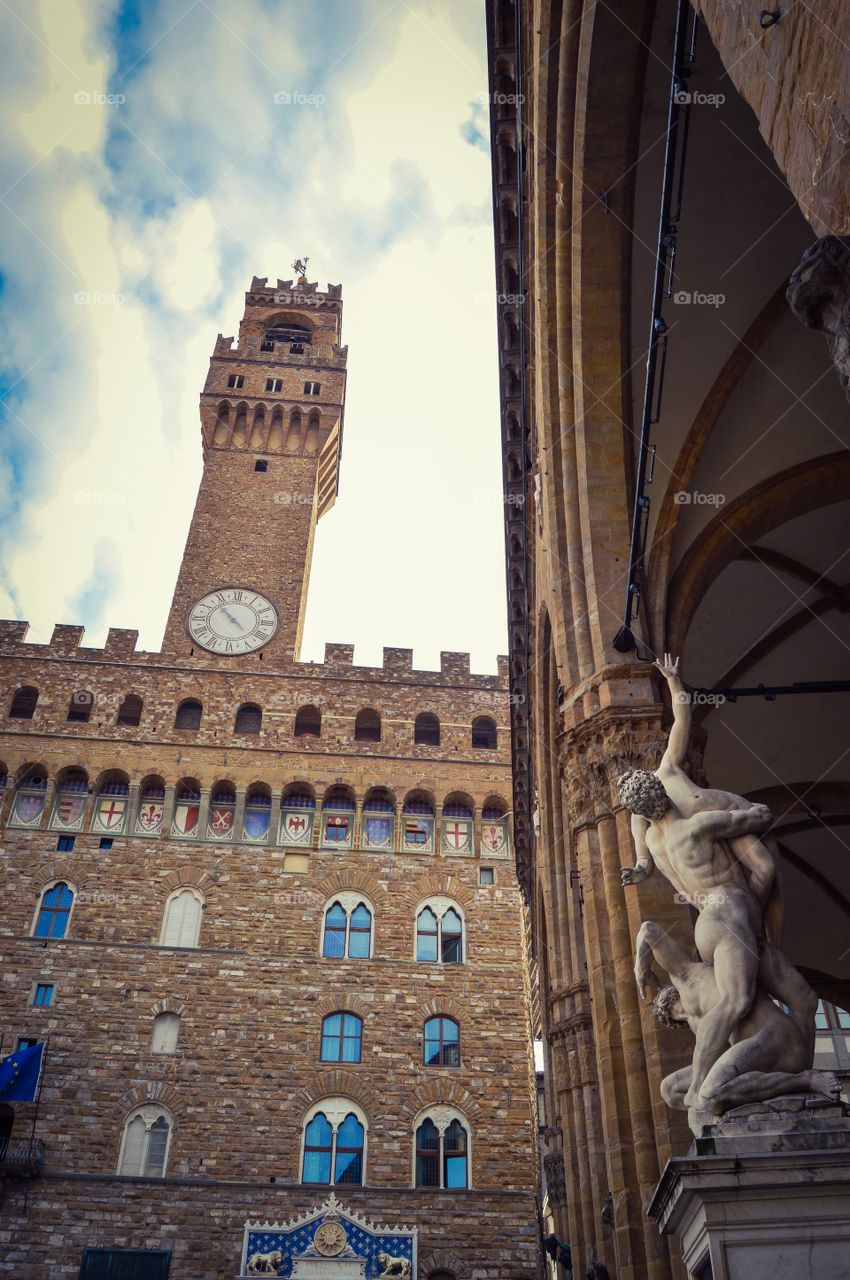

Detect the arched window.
xmin=33 ymin=883 xmax=74 ymax=939
xmin=118 ymin=1106 xmax=172 ymax=1177
xmin=9 ymin=767 xmax=48 ymax=829
xmin=414 ymin=713 xmax=440 ymax=746
xmin=136 ymin=777 xmax=165 ymax=836
xmin=244 ymin=783 xmax=272 ymax=843
xmin=66 ymin=690 xmax=93 ymax=723
xmin=280 ymin=785 xmax=316 ymax=846
xmin=51 ymin=768 xmax=88 ymax=832
xmin=161 ymin=888 xmax=203 ymax=948
xmin=416 ymin=900 xmax=464 ymax=964
xmin=235 ymin=703 xmax=262 ymax=735
xmin=441 ymin=796 xmax=474 ymax=854
xmin=415 ymin=1109 xmax=470 ymax=1189
xmin=151 ymin=1012 xmax=180 ymax=1054
xmin=424 ymin=1016 xmax=460 ymax=1067
xmin=116 ymin=694 xmax=143 ymax=727
xmin=362 ymin=788 xmax=395 ymax=850
xmin=172 ymin=779 xmax=201 ymax=838
xmin=175 ymin=699 xmax=202 ymax=730
xmin=321 ymin=787 xmax=356 ymax=849
xmin=302 ymin=1100 xmax=366 ymax=1186
xmin=207 ymin=782 xmax=236 ymax=840
xmin=471 ymin=716 xmax=497 ymax=750
xmin=403 ymin=792 xmax=435 ymax=852
xmin=322 ymin=897 xmax=372 ymax=959
xmin=354 ymin=709 xmax=381 ymax=742
xmin=294 ymin=704 xmax=321 ymax=737
xmin=320 ymin=1012 xmax=363 ymax=1063
xmin=92 ymin=772 xmax=130 ymax=836
xmin=265 ymin=320 xmax=312 ymax=350
xmin=8 ymin=686 xmax=38 ymax=719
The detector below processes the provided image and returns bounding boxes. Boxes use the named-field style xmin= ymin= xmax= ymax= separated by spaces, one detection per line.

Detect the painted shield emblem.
xmin=55 ymin=794 xmax=85 ymax=829
xmin=324 ymin=815 xmax=350 ymax=844
xmin=173 ymin=803 xmax=200 ymax=837
xmin=244 ymin=809 xmax=270 ymax=841
xmin=282 ymin=812 xmax=312 ymax=845
xmin=208 ymin=807 xmax=234 ymax=838
xmin=482 ymin=822 xmax=506 ymax=854
xmin=13 ymin=794 xmax=44 ymax=826
xmin=364 ymin=816 xmax=392 ymax=848
xmin=404 ymin=818 xmax=432 ymax=849
xmin=93 ymin=797 xmax=126 ymax=832
xmin=442 ymin=820 xmax=471 ymax=852
xmin=136 ymin=802 xmax=163 ymax=834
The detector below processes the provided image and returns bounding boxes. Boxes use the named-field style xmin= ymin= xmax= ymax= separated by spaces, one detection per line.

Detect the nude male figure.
xmin=634 ymin=919 xmax=838 ymax=1131
xmin=619 ymin=654 xmax=800 ymax=1109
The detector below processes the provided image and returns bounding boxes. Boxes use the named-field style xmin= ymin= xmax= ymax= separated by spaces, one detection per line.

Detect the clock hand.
xmin=222 ymin=608 xmax=240 ymax=627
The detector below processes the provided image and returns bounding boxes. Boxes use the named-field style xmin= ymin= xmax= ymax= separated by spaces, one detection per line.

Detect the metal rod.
xmin=614 ymin=0 xmax=693 ymax=652
xmin=695 ymin=680 xmax=850 ymax=701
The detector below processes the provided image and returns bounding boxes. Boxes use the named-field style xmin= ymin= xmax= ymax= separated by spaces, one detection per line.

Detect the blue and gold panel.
xmin=241 ymin=1193 xmax=417 ymax=1277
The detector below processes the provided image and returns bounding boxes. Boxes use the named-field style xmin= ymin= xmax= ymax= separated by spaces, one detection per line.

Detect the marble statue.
xmin=246 ymin=1249 xmax=282 ymax=1275
xmin=786 ymin=235 xmax=850 ymax=402
xmin=377 ymin=1252 xmax=411 ymax=1278
xmin=620 ymin=654 xmax=817 ymax=1118
xmin=635 ymin=919 xmax=838 ymax=1130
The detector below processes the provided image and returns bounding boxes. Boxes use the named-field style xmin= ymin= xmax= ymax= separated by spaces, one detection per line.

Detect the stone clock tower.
xmin=161 ymin=276 xmax=348 ymax=662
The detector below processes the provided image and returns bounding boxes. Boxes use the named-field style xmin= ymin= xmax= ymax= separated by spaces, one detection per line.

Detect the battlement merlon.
xmin=0 ymin=620 xmax=508 ymax=687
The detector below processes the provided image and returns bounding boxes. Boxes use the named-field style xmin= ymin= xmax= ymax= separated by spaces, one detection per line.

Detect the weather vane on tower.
xmin=292 ymin=255 xmax=309 ymax=281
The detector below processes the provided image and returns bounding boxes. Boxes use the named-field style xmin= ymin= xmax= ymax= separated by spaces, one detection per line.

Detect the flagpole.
xmin=27 ymin=1035 xmax=48 ymax=1156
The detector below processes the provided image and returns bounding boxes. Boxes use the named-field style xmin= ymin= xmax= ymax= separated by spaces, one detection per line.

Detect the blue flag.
xmin=0 ymin=1042 xmax=44 ymax=1102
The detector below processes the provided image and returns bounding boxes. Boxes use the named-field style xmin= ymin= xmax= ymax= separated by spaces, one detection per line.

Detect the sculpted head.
xmin=617 ymin=769 xmax=670 ymax=820
xmin=653 ymin=984 xmax=686 ymax=1028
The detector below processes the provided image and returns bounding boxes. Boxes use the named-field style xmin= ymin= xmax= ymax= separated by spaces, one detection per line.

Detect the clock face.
xmin=188 ymin=588 xmax=278 ymax=655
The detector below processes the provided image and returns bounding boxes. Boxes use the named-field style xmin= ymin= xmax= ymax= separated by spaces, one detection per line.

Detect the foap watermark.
xmin=474 ymin=290 xmax=526 ymax=307
xmin=273 ymin=90 xmax=325 ymax=107
xmin=473 ymin=90 xmax=525 ymax=106
xmin=74 ymin=291 xmax=125 ymax=307
xmin=674 ymin=889 xmax=730 ymax=910
xmin=672 ymin=690 xmax=727 ymax=707
xmin=673 ymin=88 xmax=725 ymax=107
xmin=474 ymin=490 xmax=525 ymax=508
xmin=73 ymin=90 xmax=125 ymax=107
xmin=273 ymin=491 xmax=315 ymax=506
xmin=673 ymin=290 xmax=725 ymax=308
xmin=673 ymin=490 xmax=726 ymax=507
xmin=74 ymin=491 xmax=127 ymax=507
xmin=273 ymin=291 xmax=328 ymax=307
xmin=77 ymin=889 xmax=122 ymax=907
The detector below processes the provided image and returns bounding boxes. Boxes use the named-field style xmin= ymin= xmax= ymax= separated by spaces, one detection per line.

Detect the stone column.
xmin=197 ymin=787 xmax=211 ymax=841
xmin=126 ymin=781 xmax=140 ymax=836
xmin=161 ymin=785 xmax=176 ymax=836
xmin=232 ymin=788 xmax=247 ymax=843
xmin=268 ymin=792 xmax=283 ymax=846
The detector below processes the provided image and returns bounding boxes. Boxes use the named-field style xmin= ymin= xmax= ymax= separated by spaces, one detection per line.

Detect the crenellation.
xmin=49 ymin=624 xmax=85 ymax=653
xmin=103 ymin=629 xmax=140 ymax=658
xmin=382 ymin=647 xmax=413 ymax=673
xmin=440 ymin=651 xmax=471 ymax=681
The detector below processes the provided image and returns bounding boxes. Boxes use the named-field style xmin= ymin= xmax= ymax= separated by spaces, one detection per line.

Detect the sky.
xmin=0 ymin=0 xmax=507 ymax=673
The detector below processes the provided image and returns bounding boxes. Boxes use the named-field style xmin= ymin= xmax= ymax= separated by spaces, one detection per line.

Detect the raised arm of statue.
xmin=655 ymin=652 xmax=690 ymax=770
xmin=689 ymin=803 xmax=773 ymax=843
xmin=635 ymin=919 xmax=691 ymax=998
xmin=621 ymin=813 xmax=655 ymax=886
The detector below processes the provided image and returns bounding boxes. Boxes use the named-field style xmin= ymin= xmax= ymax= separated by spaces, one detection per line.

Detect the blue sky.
xmin=0 ymin=0 xmax=506 ymax=671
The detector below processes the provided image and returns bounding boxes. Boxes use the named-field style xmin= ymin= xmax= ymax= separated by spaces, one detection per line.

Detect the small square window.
xmin=99 ymin=837 xmax=113 ymax=850
xmin=255 ymin=459 xmax=268 ymax=473
xmin=227 ymin=374 xmax=245 ymax=389
xmin=32 ymin=983 xmax=54 ymax=1008
xmin=265 ymin=378 xmax=283 ymax=392
xmin=479 ymin=867 xmax=495 ymax=885
xmin=290 ymin=342 xmax=304 ymax=355
xmin=17 ymin=1037 xmax=38 ymax=1051
xmin=303 ymin=381 xmax=320 ymax=395
xmin=56 ymin=836 xmax=75 ymax=853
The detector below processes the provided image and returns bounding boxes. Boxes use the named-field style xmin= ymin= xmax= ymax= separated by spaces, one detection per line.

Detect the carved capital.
xmin=559 ymin=710 xmax=666 ymax=827
xmin=787 ymin=236 xmax=850 ymax=402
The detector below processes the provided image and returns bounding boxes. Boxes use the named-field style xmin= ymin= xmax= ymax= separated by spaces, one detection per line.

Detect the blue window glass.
xmin=34 ymin=883 xmax=74 ymax=939
xmin=348 ymin=904 xmax=371 ymax=958
xmin=444 ymin=1118 xmax=468 ymax=1188
xmin=441 ymin=909 xmax=463 ymax=964
xmin=415 ymin=1118 xmax=439 ymax=1187
xmin=56 ymin=836 xmax=75 ymax=853
xmin=416 ymin=908 xmax=438 ymax=962
xmin=33 ymin=983 xmax=54 ymax=1008
xmin=321 ymin=1013 xmax=362 ymax=1063
xmin=814 ymin=1001 xmax=829 ymax=1030
xmin=322 ymin=903 xmax=347 ymax=958
xmin=303 ymin=1113 xmax=333 ymax=1183
xmin=334 ymin=1113 xmax=364 ymax=1185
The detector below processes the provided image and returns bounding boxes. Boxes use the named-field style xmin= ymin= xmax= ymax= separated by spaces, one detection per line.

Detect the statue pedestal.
xmin=647 ymin=1095 xmax=850 ymax=1279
